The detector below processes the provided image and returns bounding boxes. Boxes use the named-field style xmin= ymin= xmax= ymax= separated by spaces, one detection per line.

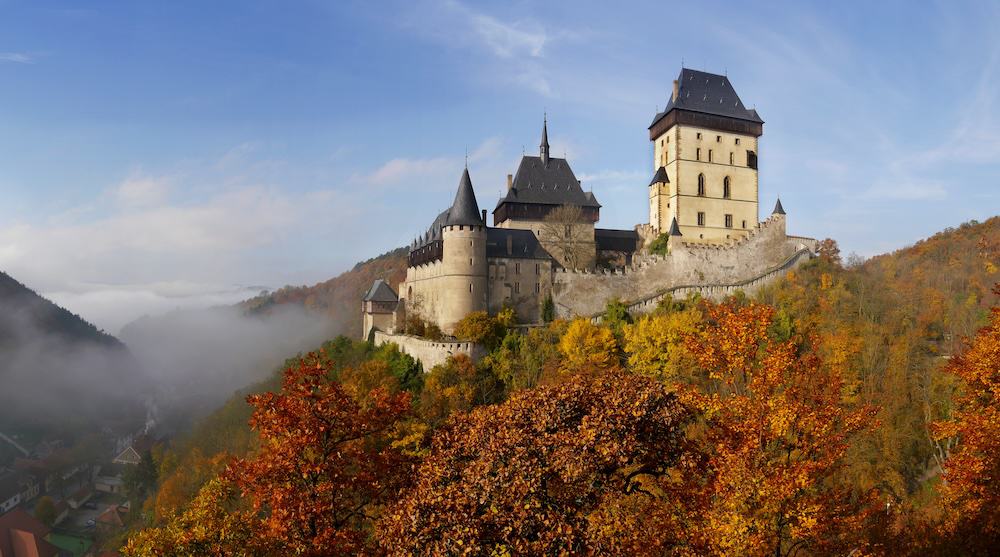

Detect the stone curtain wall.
xmin=373 ymin=331 xmax=485 ymax=370
xmin=553 ymin=214 xmax=817 ymax=318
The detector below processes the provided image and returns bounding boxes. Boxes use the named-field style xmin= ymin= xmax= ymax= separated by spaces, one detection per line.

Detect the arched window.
xmin=697 ymin=174 xmax=705 ymax=196
xmin=723 ymin=176 xmax=731 ymax=199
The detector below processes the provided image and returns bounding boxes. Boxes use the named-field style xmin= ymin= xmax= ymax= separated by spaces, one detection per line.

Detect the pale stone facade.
xmin=363 ymin=68 xmax=816 ymax=345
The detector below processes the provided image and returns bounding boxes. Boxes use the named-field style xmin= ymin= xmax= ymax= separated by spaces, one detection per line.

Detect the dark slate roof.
xmin=363 ymin=279 xmax=398 ymax=302
xmin=649 ymin=68 xmax=763 ymax=129
xmin=486 ymin=228 xmax=552 ymax=260
xmin=595 ymin=228 xmax=639 ymax=253
xmin=772 ymin=198 xmax=786 ymax=215
xmin=446 ymin=168 xmax=484 ymax=226
xmin=668 ymin=217 xmax=683 ymax=236
xmin=649 ymin=166 xmax=669 ymax=185
xmin=494 ymin=156 xmax=601 ymax=210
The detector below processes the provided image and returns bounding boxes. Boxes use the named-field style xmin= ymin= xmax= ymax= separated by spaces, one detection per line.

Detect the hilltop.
xmin=240 ymin=247 xmax=408 ymax=338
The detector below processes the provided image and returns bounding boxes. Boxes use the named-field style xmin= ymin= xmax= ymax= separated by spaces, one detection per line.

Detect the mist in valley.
xmin=119 ymin=303 xmax=341 ymax=431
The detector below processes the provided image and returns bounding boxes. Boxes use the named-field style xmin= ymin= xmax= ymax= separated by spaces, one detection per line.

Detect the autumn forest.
xmin=108 ymin=217 xmax=1000 ymax=556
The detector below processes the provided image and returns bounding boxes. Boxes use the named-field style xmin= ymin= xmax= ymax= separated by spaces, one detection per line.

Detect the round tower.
xmin=439 ymin=167 xmax=488 ymax=332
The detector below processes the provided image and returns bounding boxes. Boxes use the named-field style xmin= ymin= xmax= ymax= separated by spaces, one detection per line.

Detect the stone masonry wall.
xmin=552 ymin=214 xmax=817 ymax=318
xmin=373 ymin=331 xmax=485 ymax=371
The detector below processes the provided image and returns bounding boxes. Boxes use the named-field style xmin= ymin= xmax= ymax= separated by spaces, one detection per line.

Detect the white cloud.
xmin=364 ymin=156 xmax=455 ymax=186
xmin=0 ymin=52 xmax=33 ymax=64
xmin=467 ymin=10 xmax=546 ymax=58
xmin=115 ymin=172 xmax=171 ymax=207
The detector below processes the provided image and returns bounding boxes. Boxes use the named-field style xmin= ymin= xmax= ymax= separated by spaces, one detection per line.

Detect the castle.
xmin=363 ymin=68 xmax=817 ymax=341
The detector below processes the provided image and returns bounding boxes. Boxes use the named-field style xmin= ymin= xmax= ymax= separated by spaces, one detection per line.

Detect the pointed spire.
xmin=540 ymin=113 xmax=550 ymax=165
xmin=668 ymin=217 xmax=683 ymax=236
xmin=445 ymin=167 xmax=484 ymax=226
xmin=772 ymin=197 xmax=786 ymax=215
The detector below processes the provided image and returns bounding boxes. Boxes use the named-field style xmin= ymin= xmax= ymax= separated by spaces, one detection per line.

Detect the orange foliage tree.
xmin=378 ymin=371 xmax=699 ymax=556
xmin=681 ymin=301 xmax=878 ymax=556
xmin=228 ymin=353 xmax=413 ymax=555
xmin=932 ymin=289 xmax=1000 ymax=551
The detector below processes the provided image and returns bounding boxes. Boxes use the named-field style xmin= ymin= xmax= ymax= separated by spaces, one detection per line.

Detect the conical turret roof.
xmin=445 ymin=167 xmax=484 ymax=226
xmin=668 ymin=217 xmax=683 ymax=236
xmin=772 ymin=198 xmax=786 ymax=215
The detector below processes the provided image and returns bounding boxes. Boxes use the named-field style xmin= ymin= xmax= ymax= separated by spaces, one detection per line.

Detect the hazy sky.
xmin=1 ymin=0 xmax=999 ymax=333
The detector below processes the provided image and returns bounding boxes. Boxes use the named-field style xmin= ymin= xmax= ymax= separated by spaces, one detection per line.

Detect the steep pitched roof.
xmin=494 ymin=156 xmax=600 ymax=210
xmin=445 ymin=168 xmax=484 ymax=227
xmin=668 ymin=217 xmax=683 ymax=236
xmin=486 ymin=228 xmax=551 ymax=260
xmin=363 ymin=279 xmax=398 ymax=303
xmin=649 ymin=166 xmax=670 ymax=186
xmin=0 ymin=509 xmax=59 ymax=557
xmin=650 ymin=68 xmax=763 ymax=129
xmin=772 ymin=198 xmax=786 ymax=215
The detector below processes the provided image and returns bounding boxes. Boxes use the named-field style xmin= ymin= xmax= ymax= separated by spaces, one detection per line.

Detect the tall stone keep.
xmin=647 ymin=68 xmax=763 ymax=243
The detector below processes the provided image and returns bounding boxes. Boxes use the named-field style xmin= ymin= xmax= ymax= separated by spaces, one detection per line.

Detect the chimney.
xmin=507 ymin=174 xmax=513 ymax=190
xmin=481 ymin=209 xmax=487 ymax=226
xmin=506 ymin=235 xmax=513 ymax=255
xmin=672 ymin=79 xmax=679 ymax=102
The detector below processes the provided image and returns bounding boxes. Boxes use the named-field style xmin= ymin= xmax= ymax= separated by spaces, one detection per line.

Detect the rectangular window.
xmin=742 ymin=220 xmax=747 ymax=228
xmin=729 ymin=152 xmax=734 ymax=165
xmin=469 ymin=283 xmax=473 ymax=292
xmin=534 ymin=283 xmax=540 ymax=294
xmin=708 ymin=149 xmax=713 ymax=162
xmin=535 ymin=263 xmax=540 ymax=275
xmin=514 ymin=282 xmax=520 ymax=294
xmin=725 ymin=214 xmax=733 ymax=228
xmin=716 ymin=135 xmax=722 ymax=142
xmin=696 ymin=148 xmax=701 ymax=161
xmin=515 ymin=262 xmax=521 ymax=274
xmin=469 ymin=258 xmax=473 ymax=266
xmin=697 ymin=212 xmax=706 ymax=226
xmin=696 ymin=132 xmax=702 ymax=139
xmin=735 ymin=138 xmax=741 ymax=145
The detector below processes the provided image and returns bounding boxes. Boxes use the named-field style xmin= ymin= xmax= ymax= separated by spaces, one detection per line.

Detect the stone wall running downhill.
xmin=552 ymin=214 xmax=817 ymax=318
xmin=591 ymin=247 xmax=813 ymax=322
xmin=372 ymin=330 xmax=485 ymax=371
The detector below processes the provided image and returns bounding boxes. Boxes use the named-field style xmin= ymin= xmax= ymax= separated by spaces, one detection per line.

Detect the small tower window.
xmin=469 ymin=283 xmax=473 ymax=292
xmin=716 ymin=135 xmax=722 ymax=142
xmin=696 ymin=148 xmax=701 ymax=161
xmin=534 ymin=283 xmax=540 ymax=294
xmin=729 ymin=152 xmax=734 ymax=165
xmin=515 ymin=262 xmax=521 ymax=274
xmin=708 ymin=149 xmax=713 ymax=162
xmin=725 ymin=214 xmax=733 ymax=228
xmin=535 ymin=263 xmax=540 ymax=275
xmin=696 ymin=132 xmax=702 ymax=139
xmin=514 ymin=282 xmax=521 ymax=294
xmin=723 ymin=177 xmax=731 ymax=199
xmin=470 ymin=258 xmax=474 ymax=266
xmin=697 ymin=212 xmax=706 ymax=226
xmin=742 ymin=220 xmax=747 ymax=228
xmin=747 ymin=150 xmax=758 ymax=169
xmin=735 ymin=138 xmax=741 ymax=145
xmin=697 ymin=174 xmax=705 ymax=196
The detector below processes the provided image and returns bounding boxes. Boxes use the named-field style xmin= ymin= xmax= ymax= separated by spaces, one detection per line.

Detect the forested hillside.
xmin=241 ymin=247 xmax=408 ymax=338
xmin=121 ymin=218 xmax=1000 ymax=556
xmin=0 ymin=271 xmax=147 ymax=435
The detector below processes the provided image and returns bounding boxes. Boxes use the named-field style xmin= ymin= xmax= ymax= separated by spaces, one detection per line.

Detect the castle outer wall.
xmin=552 ymin=214 xmax=816 ymax=318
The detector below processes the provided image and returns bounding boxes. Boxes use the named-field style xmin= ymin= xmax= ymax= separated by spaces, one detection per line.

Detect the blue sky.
xmin=1 ymin=0 xmax=999 ymax=332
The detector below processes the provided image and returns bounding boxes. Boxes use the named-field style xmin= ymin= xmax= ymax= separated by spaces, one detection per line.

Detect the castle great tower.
xmin=648 ymin=69 xmax=763 ymax=243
